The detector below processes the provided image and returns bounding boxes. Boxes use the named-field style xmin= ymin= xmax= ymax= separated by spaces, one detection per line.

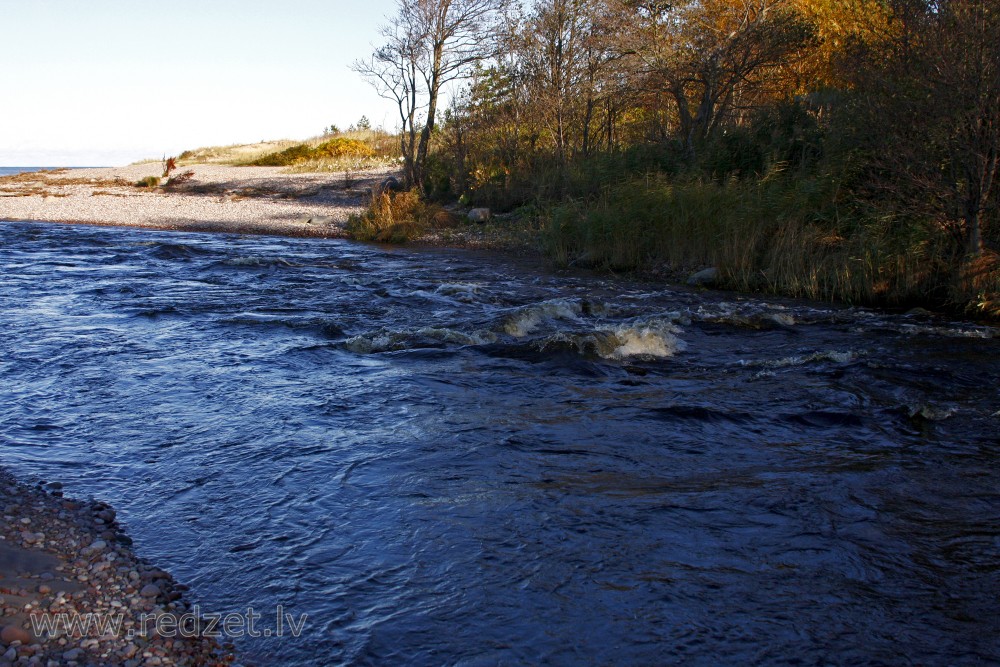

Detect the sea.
xmin=0 ymin=166 xmax=56 ymax=176
xmin=0 ymin=166 xmax=105 ymax=176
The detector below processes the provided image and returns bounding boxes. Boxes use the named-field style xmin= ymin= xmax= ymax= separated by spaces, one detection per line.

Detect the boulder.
xmin=468 ymin=208 xmax=492 ymax=223
xmin=686 ymin=267 xmax=719 ymax=287
xmin=372 ymin=176 xmax=403 ymax=196
xmin=1 ymin=624 xmax=31 ymax=645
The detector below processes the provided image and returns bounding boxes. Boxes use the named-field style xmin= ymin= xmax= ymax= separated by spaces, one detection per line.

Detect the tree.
xmin=354 ymin=0 xmax=508 ymax=189
xmin=622 ymin=0 xmax=817 ymax=154
xmin=849 ymin=0 xmax=999 ymax=256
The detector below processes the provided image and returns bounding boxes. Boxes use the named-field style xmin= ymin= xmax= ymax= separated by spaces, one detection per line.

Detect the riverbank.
xmin=2 ymin=163 xmax=996 ymax=321
xmin=0 ymin=164 xmax=398 ymax=238
xmin=0 ymin=164 xmax=529 ymax=251
xmin=0 ymin=468 xmax=237 ymax=666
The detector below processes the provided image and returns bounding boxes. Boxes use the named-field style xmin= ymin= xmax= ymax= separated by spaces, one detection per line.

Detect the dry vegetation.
xmin=174 ymin=130 xmax=401 ymax=174
xmin=348 ymin=0 xmax=999 ymax=319
xmin=346 ymin=189 xmax=461 ymax=243
xmin=0 ymin=169 xmax=131 ymax=197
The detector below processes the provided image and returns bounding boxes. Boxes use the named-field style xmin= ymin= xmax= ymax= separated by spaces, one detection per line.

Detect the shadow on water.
xmin=0 ymin=221 xmax=998 ymax=665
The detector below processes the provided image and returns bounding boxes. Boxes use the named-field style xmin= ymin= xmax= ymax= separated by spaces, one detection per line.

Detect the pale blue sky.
xmin=0 ymin=0 xmax=400 ymax=165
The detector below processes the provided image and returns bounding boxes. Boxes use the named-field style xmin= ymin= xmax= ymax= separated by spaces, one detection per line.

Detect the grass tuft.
xmin=346 ymin=190 xmax=457 ymax=243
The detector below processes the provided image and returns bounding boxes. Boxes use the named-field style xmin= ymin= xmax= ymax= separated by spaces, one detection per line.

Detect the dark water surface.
xmin=1 ymin=221 xmax=998 ymax=665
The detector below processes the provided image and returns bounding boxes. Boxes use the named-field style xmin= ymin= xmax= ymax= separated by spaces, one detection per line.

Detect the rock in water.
xmin=468 ymin=208 xmax=491 ymax=223
xmin=687 ymin=267 xmax=719 ymax=287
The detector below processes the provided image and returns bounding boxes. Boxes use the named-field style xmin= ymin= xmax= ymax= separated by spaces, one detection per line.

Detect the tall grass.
xmin=346 ymin=190 xmax=458 ymax=243
xmin=544 ymin=171 xmax=993 ymax=313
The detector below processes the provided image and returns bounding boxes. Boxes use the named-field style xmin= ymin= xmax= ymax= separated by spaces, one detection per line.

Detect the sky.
xmin=0 ymin=0 xmax=400 ymax=166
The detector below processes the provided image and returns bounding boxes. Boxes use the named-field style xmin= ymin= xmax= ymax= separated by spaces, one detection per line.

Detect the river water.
xmin=0 ymin=221 xmax=998 ymax=665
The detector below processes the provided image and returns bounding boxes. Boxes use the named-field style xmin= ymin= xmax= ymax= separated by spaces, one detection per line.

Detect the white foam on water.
xmin=601 ymin=322 xmax=687 ymax=360
xmin=503 ymin=299 xmax=583 ymax=337
xmin=537 ymin=319 xmax=687 ymax=360
xmin=897 ymin=323 xmax=997 ymax=339
xmin=435 ymin=283 xmax=483 ymax=303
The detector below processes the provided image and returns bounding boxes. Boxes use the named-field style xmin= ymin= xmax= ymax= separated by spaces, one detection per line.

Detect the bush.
xmin=346 ymin=190 xmax=456 ymax=243
xmin=248 ymin=144 xmax=314 ymax=167
xmin=312 ymin=138 xmax=375 ymax=159
xmin=247 ymin=137 xmax=379 ymax=168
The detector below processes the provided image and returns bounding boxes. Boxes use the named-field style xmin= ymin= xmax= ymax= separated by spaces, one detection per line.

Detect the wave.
xmin=743 ymin=350 xmax=859 ymax=369
xmin=514 ymin=317 xmax=687 ymax=361
xmin=344 ymin=327 xmax=498 ymax=354
xmin=142 ymin=242 xmax=213 ymax=261
xmin=434 ymin=282 xmax=483 ymax=303
xmin=218 ymin=313 xmax=344 ymax=338
xmin=692 ymin=302 xmax=797 ymax=328
xmin=219 ymin=256 xmax=301 ymax=268
xmin=503 ymin=299 xmax=583 ymax=337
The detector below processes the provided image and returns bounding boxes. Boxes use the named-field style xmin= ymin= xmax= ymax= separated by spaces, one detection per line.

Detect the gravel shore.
xmin=0 ymin=163 xmax=397 ymax=237
xmin=0 ymin=469 xmax=237 ymax=666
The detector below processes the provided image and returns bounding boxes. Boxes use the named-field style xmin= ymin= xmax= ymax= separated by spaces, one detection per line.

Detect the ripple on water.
xmin=0 ymin=221 xmax=998 ymax=665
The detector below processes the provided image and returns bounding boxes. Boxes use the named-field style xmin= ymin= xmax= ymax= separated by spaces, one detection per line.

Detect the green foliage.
xmin=349 ymin=116 xmax=372 ymax=132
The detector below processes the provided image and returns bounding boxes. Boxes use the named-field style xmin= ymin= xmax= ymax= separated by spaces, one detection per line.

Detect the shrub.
xmin=347 ymin=189 xmax=454 ymax=243
xmin=248 ymin=144 xmax=314 ymax=167
xmin=313 ymin=138 xmax=375 ymax=159
xmin=248 ymin=138 xmax=376 ymax=168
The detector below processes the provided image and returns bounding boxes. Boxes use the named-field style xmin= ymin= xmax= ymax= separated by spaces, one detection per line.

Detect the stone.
xmin=373 ymin=176 xmax=402 ymax=196
xmin=309 ymin=215 xmax=334 ymax=225
xmin=467 ymin=208 xmax=491 ymax=223
xmin=139 ymin=584 xmax=160 ymax=598
xmin=1 ymin=624 xmax=31 ymax=645
xmin=61 ymin=648 xmax=83 ymax=661
xmin=686 ymin=267 xmax=719 ymax=287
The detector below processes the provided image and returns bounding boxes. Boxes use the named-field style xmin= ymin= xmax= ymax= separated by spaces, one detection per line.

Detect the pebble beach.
xmin=0 ymin=469 xmax=237 ymax=666
xmin=0 ymin=163 xmax=397 ymax=237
